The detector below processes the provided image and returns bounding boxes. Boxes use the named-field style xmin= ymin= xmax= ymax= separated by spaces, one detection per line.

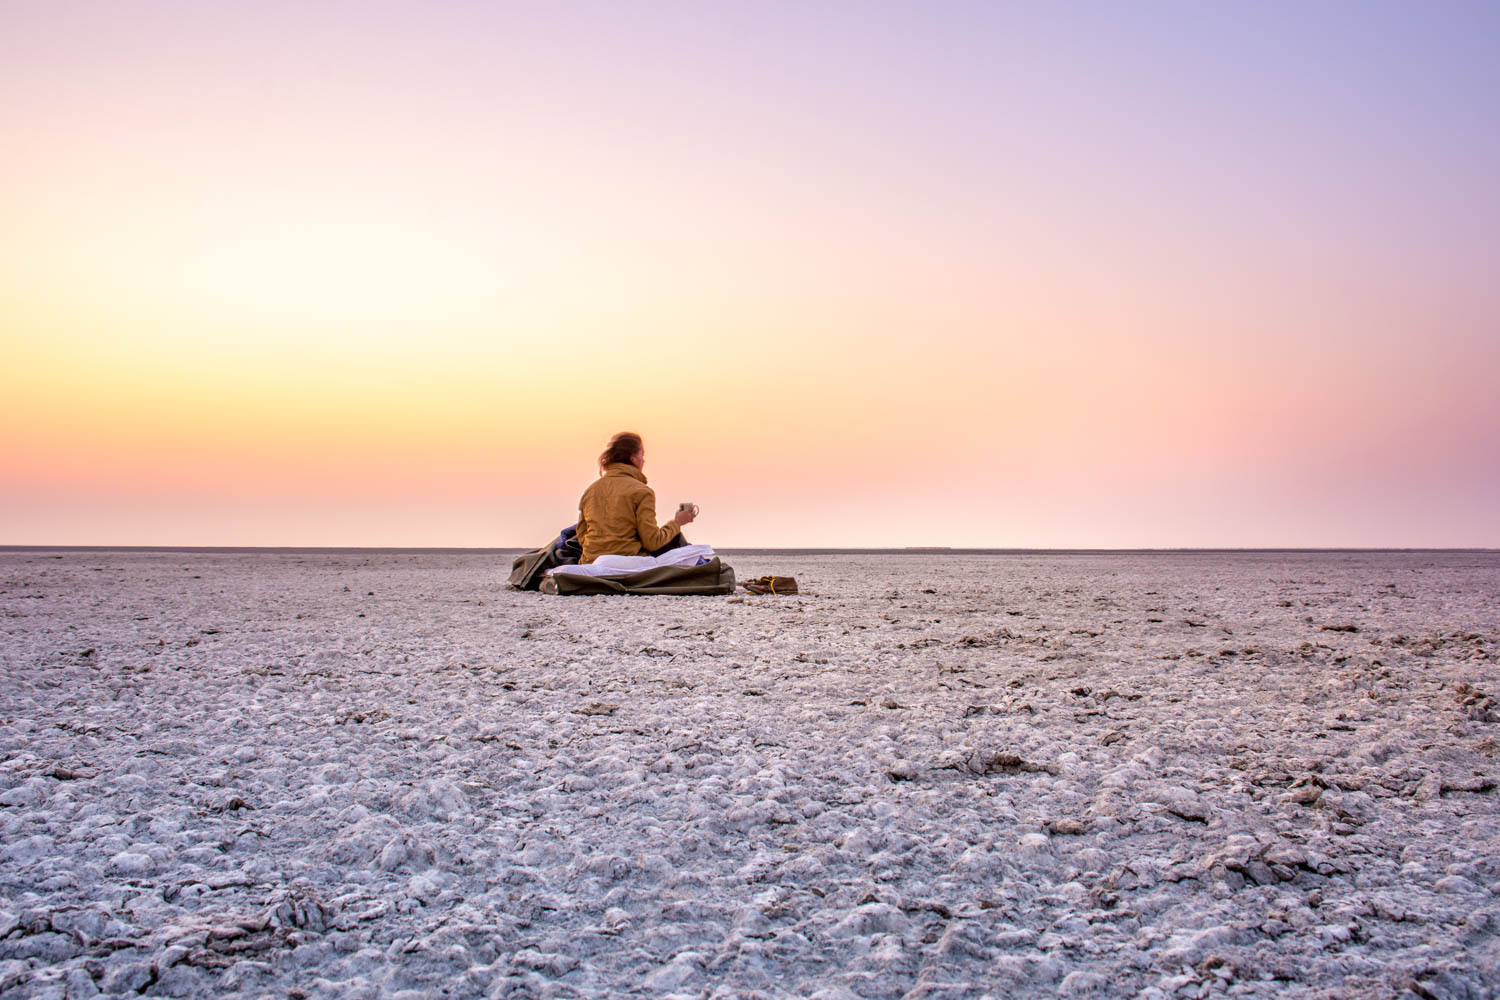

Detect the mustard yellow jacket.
xmin=577 ymin=463 xmax=681 ymax=564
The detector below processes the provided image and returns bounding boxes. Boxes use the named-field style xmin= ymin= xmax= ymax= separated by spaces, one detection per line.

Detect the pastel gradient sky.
xmin=4 ymin=1 xmax=1498 ymax=547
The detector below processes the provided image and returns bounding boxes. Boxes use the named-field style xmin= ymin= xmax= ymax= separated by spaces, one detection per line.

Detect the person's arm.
xmin=634 ymin=489 xmax=682 ymax=552
xmin=576 ymin=507 xmax=590 ymax=560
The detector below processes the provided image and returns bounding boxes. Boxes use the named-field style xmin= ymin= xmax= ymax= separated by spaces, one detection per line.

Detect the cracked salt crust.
xmin=0 ymin=550 xmax=1497 ymax=997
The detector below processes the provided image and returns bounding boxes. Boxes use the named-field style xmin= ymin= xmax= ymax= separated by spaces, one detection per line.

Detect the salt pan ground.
xmin=1 ymin=549 xmax=1497 ymax=999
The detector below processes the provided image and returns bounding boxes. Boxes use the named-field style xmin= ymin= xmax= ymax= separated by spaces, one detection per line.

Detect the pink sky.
xmin=3 ymin=2 xmax=1497 ymax=547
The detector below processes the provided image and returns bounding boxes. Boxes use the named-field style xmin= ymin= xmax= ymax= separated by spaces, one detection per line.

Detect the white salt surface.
xmin=2 ymin=549 xmax=1498 ymax=999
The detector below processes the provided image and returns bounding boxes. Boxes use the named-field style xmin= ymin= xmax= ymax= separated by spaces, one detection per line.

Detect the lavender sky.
xmin=3 ymin=1 xmax=1498 ymax=547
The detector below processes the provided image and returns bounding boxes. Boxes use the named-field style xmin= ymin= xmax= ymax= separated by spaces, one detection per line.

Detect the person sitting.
xmin=576 ymin=432 xmax=698 ymax=565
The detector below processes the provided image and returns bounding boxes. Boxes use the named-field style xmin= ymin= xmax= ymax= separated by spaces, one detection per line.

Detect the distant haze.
xmin=3 ymin=2 xmax=1497 ymax=547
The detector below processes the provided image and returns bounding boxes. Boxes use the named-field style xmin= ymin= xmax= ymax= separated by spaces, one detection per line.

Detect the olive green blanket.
xmin=539 ymin=557 xmax=736 ymax=596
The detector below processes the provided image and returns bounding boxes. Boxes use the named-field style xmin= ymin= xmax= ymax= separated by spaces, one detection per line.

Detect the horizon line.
xmin=2 ymin=545 xmax=1497 ymax=556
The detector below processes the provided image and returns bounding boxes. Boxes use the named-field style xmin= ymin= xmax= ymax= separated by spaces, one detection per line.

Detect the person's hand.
xmin=674 ymin=504 xmax=698 ymax=526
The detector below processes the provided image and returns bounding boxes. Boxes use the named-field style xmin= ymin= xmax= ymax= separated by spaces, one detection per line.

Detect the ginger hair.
xmin=598 ymin=432 xmax=643 ymax=472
